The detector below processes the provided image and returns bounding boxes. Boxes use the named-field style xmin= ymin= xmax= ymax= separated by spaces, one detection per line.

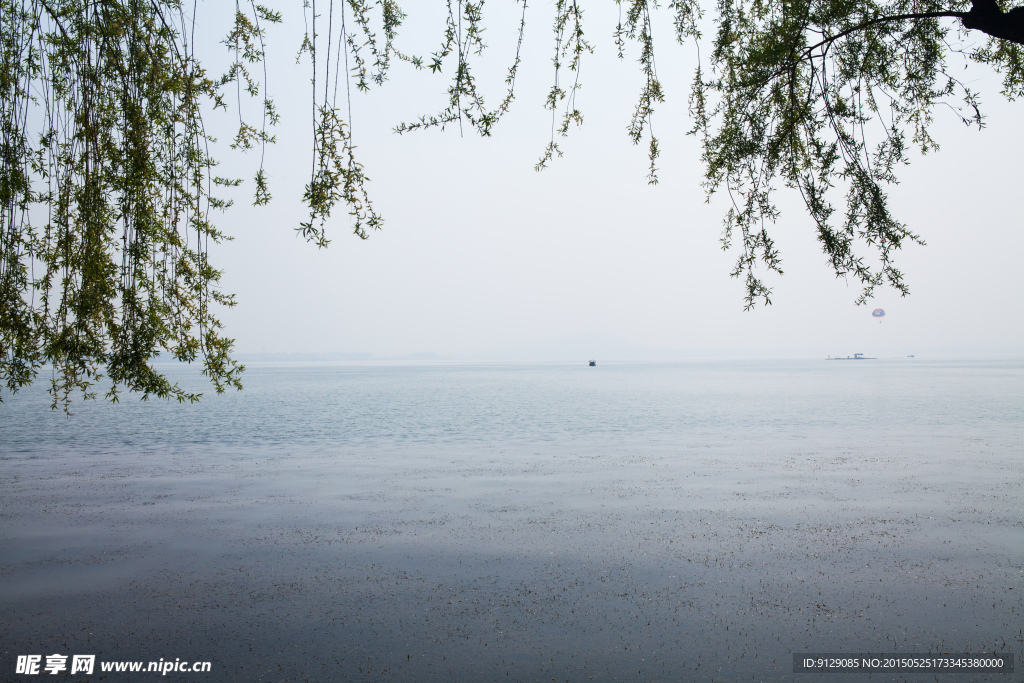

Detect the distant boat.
xmin=588 ymin=359 xmax=596 ymax=367
xmin=907 ymin=354 xmax=915 ymax=358
xmin=827 ymin=353 xmax=876 ymax=360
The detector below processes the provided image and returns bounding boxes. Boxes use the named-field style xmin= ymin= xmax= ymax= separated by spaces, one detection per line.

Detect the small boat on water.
xmin=827 ymin=353 xmax=876 ymax=360
xmin=588 ymin=359 xmax=596 ymax=367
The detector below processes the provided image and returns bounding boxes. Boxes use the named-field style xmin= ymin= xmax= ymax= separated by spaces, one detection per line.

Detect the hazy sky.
xmin=197 ymin=3 xmax=1022 ymax=358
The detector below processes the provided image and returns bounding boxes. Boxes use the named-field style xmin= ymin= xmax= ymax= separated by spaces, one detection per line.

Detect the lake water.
xmin=1 ymin=359 xmax=1021 ymax=680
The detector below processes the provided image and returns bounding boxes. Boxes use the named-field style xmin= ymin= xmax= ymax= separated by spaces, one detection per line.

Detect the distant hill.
xmin=233 ymin=352 xmax=373 ymax=362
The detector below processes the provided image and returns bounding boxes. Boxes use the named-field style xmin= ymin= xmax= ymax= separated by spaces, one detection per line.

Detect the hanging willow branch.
xmin=0 ymin=0 xmax=278 ymax=410
xmin=690 ymin=0 xmax=998 ymax=308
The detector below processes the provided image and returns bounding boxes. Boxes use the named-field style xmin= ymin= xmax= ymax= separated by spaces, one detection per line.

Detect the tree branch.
xmin=803 ymin=11 xmax=967 ymax=58
xmin=757 ymin=10 xmax=970 ymax=88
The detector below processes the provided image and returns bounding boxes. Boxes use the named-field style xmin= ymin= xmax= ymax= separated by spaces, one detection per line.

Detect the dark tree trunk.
xmin=962 ymin=0 xmax=1024 ymax=43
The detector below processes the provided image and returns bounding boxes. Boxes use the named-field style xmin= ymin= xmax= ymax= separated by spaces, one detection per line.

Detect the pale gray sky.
xmin=199 ymin=2 xmax=1022 ymax=358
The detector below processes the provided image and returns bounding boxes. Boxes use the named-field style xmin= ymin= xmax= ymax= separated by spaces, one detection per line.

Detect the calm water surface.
xmin=1 ymin=359 xmax=1021 ymax=681
xmin=4 ymin=358 xmax=1020 ymax=449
